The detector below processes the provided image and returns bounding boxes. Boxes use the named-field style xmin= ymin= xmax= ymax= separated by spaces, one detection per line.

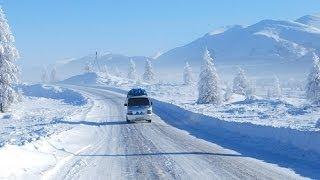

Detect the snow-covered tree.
xmin=272 ymin=75 xmax=281 ymax=99
xmin=224 ymin=85 xmax=233 ymax=101
xmin=0 ymin=7 xmax=20 ymax=112
xmin=245 ymin=82 xmax=256 ymax=100
xmin=101 ymin=65 xmax=109 ymax=79
xmin=306 ymin=53 xmax=320 ymax=104
xmin=113 ymin=67 xmax=122 ymax=77
xmin=41 ymin=67 xmax=48 ymax=83
xmin=183 ymin=62 xmax=193 ymax=85
xmin=50 ymin=66 xmax=57 ymax=83
xmin=233 ymin=67 xmax=249 ymax=95
xmin=267 ymin=88 xmax=272 ymax=99
xmin=128 ymin=59 xmax=137 ymax=80
xmin=197 ymin=48 xmax=222 ymax=104
xmin=143 ymin=59 xmax=155 ymax=83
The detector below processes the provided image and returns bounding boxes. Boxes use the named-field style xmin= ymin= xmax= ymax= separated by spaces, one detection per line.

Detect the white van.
xmin=124 ymin=88 xmax=153 ymax=123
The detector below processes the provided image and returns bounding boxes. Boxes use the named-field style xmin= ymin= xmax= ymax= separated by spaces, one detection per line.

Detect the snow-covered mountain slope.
xmin=56 ymin=53 xmax=152 ymax=80
xmin=156 ymin=16 xmax=320 ymax=79
xmin=296 ymin=14 xmax=320 ymax=29
xmin=54 ymin=14 xmax=320 ymax=81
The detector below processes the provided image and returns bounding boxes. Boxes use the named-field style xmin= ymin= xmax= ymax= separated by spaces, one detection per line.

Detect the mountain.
xmin=296 ymin=14 xmax=320 ymax=29
xmin=155 ymin=15 xmax=320 ymax=79
xmin=56 ymin=53 xmax=152 ymax=80
xmin=56 ymin=14 xmax=320 ymax=81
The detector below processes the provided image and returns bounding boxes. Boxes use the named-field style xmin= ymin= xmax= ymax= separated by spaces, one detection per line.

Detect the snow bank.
xmin=60 ymin=72 xmax=99 ymax=85
xmin=0 ymin=121 xmax=97 ymax=179
xmin=152 ymin=99 xmax=320 ymax=163
xmin=60 ymin=72 xmax=140 ymax=87
xmin=19 ymin=84 xmax=87 ymax=105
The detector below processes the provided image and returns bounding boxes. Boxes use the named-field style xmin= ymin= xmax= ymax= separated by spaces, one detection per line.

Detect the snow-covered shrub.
xmin=306 ymin=53 xmax=320 ymax=104
xmin=113 ymin=67 xmax=122 ymax=77
xmin=224 ymin=85 xmax=233 ymax=101
xmin=268 ymin=76 xmax=282 ymax=99
xmin=233 ymin=67 xmax=249 ymax=95
xmin=197 ymin=48 xmax=222 ymax=104
xmin=101 ymin=65 xmax=109 ymax=79
xmin=41 ymin=66 xmax=48 ymax=83
xmin=245 ymin=83 xmax=256 ymax=100
xmin=0 ymin=7 xmax=20 ymax=111
xmin=128 ymin=59 xmax=137 ymax=80
xmin=183 ymin=62 xmax=193 ymax=85
xmin=143 ymin=59 xmax=155 ymax=83
xmin=50 ymin=66 xmax=57 ymax=83
xmin=273 ymin=76 xmax=282 ymax=98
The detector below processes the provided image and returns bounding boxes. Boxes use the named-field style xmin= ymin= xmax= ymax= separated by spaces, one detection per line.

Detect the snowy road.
xmin=43 ymin=85 xmax=304 ymax=179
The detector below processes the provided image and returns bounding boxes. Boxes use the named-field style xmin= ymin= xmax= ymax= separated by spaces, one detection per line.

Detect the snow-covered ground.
xmin=0 ymin=84 xmax=94 ymax=178
xmin=0 ymin=84 xmax=90 ymax=147
xmin=1 ymin=85 xmax=309 ymax=179
xmin=62 ymin=73 xmax=320 ymax=161
xmin=73 ymin=73 xmax=320 ymax=132
xmin=0 ymin=73 xmax=319 ymax=178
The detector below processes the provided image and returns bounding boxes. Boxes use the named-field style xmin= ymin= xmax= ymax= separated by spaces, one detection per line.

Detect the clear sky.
xmin=0 ymin=0 xmax=320 ymax=66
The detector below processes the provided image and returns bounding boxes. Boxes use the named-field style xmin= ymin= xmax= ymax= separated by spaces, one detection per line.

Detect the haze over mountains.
xmin=52 ymin=13 xmax=320 ymax=81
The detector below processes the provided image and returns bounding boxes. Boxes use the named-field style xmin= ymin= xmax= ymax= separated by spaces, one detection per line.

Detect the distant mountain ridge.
xmin=56 ymin=13 xmax=320 ymax=81
xmin=155 ymin=14 xmax=320 ymax=79
xmin=296 ymin=14 xmax=320 ymax=29
xmin=56 ymin=53 xmax=152 ymax=79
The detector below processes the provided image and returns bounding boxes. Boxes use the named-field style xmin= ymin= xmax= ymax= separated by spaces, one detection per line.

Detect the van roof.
xmin=127 ymin=88 xmax=148 ymax=97
xmin=128 ymin=95 xmax=149 ymax=99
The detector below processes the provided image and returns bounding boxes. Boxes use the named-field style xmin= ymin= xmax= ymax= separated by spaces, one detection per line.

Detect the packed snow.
xmin=0 ymin=84 xmax=90 ymax=147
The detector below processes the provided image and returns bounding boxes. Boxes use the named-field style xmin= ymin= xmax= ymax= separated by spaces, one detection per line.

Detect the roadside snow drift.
xmin=60 ymin=72 xmax=99 ymax=85
xmin=19 ymin=84 xmax=87 ymax=105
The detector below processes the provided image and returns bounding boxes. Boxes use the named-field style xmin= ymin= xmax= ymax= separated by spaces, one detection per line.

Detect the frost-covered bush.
xmin=306 ymin=53 xmax=320 ymax=104
xmin=101 ymin=65 xmax=109 ymax=79
xmin=128 ymin=59 xmax=137 ymax=80
xmin=273 ymin=76 xmax=281 ymax=98
xmin=268 ymin=75 xmax=282 ymax=99
xmin=143 ymin=59 xmax=155 ymax=83
xmin=197 ymin=48 xmax=222 ymax=104
xmin=41 ymin=66 xmax=48 ymax=83
xmin=224 ymin=85 xmax=233 ymax=101
xmin=183 ymin=62 xmax=193 ymax=85
xmin=233 ymin=68 xmax=249 ymax=95
xmin=245 ymin=82 xmax=256 ymax=100
xmin=0 ymin=7 xmax=20 ymax=111
xmin=50 ymin=66 xmax=57 ymax=83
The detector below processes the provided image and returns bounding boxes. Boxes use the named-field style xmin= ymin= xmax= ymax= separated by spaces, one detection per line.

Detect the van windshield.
xmin=128 ymin=98 xmax=150 ymax=106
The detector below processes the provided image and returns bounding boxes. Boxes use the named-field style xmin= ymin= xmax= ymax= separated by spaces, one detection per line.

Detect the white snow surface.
xmin=0 ymin=73 xmax=319 ymax=178
xmin=0 ymin=84 xmax=308 ymax=179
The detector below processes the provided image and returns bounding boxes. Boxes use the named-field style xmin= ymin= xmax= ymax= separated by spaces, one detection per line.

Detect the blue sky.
xmin=1 ymin=0 xmax=320 ymax=66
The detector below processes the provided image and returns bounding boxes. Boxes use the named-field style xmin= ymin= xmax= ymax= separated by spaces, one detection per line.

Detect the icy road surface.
xmin=44 ymin=85 xmax=304 ymax=179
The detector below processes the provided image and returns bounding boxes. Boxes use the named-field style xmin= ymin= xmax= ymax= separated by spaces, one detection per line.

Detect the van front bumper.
xmin=126 ymin=114 xmax=152 ymax=121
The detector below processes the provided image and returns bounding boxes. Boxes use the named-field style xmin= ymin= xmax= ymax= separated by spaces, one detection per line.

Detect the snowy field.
xmin=79 ymin=73 xmax=320 ymax=132
xmin=0 ymin=75 xmax=319 ymax=178
xmin=0 ymin=84 xmax=90 ymax=147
